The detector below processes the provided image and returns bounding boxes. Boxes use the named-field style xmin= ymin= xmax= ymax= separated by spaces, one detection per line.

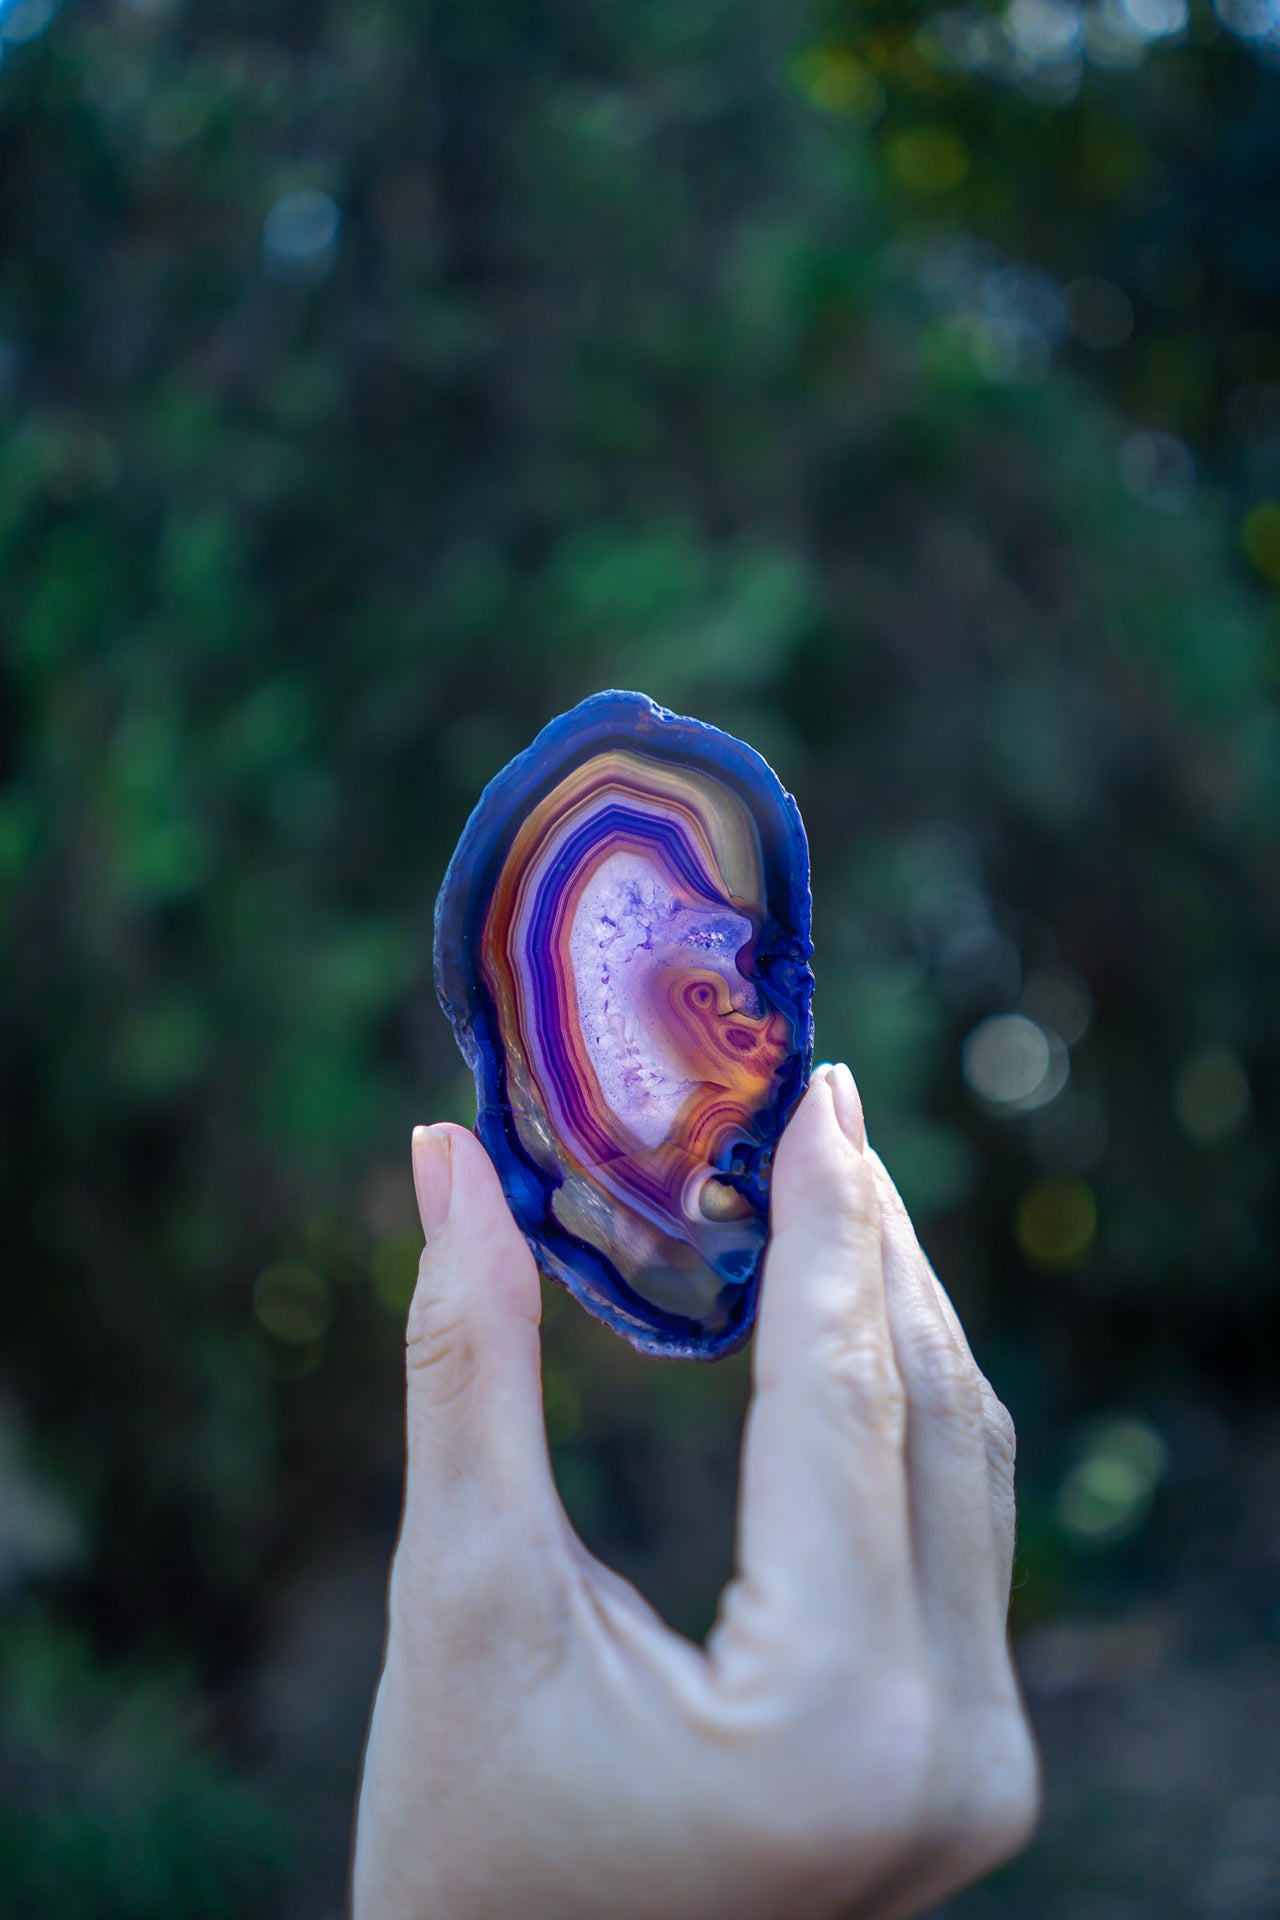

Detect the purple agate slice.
xmin=434 ymin=691 xmax=814 ymax=1358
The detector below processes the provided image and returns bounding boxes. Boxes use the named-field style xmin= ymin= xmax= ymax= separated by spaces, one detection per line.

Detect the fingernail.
xmin=412 ymin=1126 xmax=453 ymax=1238
xmin=827 ymin=1063 xmax=866 ymax=1152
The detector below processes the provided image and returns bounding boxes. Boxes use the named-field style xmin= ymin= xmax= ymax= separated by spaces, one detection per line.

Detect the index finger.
xmin=717 ymin=1068 xmax=921 ymax=1669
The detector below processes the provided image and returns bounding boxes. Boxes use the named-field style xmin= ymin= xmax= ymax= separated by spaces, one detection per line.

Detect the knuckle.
xmin=793 ymin=1150 xmax=881 ymax=1247
xmin=820 ymin=1329 xmax=907 ymax=1441
xmin=735 ymin=1665 xmax=1039 ymax=1893
xmin=920 ymin=1705 xmax=1040 ymax=1879
xmin=908 ymin=1325 xmax=986 ymax=1430
xmin=405 ymin=1276 xmax=477 ymax=1406
xmin=981 ymin=1392 xmax=1018 ymax=1495
xmin=742 ymin=1671 xmax=941 ymax=1880
xmin=834 ymin=1155 xmax=883 ymax=1240
xmin=955 ymin=1718 xmax=1042 ymax=1862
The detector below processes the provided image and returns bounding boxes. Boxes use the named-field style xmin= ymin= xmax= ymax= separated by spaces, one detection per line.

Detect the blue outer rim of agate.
xmin=433 ymin=689 xmax=815 ymax=1361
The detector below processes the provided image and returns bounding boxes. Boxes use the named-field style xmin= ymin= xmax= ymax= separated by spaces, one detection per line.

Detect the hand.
xmin=351 ymin=1064 xmax=1039 ymax=1920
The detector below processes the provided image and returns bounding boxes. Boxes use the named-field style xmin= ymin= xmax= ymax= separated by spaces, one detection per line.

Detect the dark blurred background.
xmin=1 ymin=0 xmax=1277 ymax=1913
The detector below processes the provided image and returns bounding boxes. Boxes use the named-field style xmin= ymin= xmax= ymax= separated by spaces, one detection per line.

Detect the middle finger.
xmin=868 ymin=1144 xmax=1016 ymax=1705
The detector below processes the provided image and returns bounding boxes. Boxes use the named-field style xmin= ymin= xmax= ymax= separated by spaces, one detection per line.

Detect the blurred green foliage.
xmin=0 ymin=1619 xmax=281 ymax=1918
xmin=1 ymin=0 xmax=1277 ymax=1913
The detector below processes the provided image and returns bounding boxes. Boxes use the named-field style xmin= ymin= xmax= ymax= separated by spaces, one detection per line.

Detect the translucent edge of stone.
xmin=433 ymin=688 xmax=815 ymax=1361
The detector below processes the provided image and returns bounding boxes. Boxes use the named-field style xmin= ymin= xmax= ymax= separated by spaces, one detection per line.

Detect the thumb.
xmin=394 ymin=1123 xmax=563 ymax=1594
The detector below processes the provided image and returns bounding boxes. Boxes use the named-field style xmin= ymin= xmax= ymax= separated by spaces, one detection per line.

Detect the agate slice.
xmin=434 ymin=690 xmax=813 ymax=1359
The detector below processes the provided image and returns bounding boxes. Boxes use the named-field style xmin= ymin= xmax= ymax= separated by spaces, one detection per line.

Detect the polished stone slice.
xmin=434 ymin=690 xmax=813 ymax=1359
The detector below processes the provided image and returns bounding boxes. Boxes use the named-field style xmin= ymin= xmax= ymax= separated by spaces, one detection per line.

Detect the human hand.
xmin=351 ymin=1065 xmax=1039 ymax=1920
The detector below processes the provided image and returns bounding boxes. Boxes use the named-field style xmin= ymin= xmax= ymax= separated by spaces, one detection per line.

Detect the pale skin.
xmin=352 ymin=1064 xmax=1040 ymax=1920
